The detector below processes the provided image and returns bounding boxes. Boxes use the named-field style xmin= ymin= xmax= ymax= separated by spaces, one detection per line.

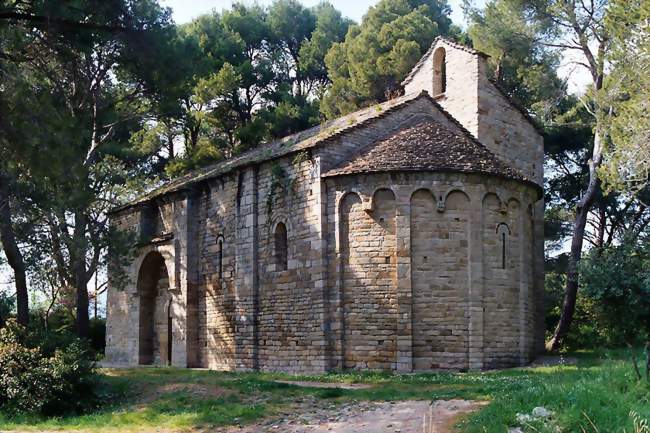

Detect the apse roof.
xmin=322 ymin=119 xmax=529 ymax=183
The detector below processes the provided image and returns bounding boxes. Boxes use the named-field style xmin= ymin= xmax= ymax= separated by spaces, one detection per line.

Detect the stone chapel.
xmin=105 ymin=37 xmax=545 ymax=373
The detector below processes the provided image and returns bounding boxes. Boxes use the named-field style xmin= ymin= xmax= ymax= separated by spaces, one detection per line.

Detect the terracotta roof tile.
xmin=322 ymin=120 xmax=530 ymax=184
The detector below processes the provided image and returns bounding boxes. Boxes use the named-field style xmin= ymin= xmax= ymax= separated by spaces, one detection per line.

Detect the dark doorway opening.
xmin=137 ymin=251 xmax=171 ymax=365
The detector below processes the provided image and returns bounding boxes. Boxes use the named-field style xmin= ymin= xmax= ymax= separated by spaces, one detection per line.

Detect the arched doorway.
xmin=137 ymin=251 xmax=172 ymax=365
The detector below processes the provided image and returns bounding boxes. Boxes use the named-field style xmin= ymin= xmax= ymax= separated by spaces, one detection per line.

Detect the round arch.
xmin=137 ymin=251 xmax=172 ymax=365
xmin=432 ymin=47 xmax=447 ymax=94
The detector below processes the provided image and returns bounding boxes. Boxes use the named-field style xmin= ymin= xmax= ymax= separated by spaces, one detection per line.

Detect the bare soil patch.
xmin=135 ymin=382 xmax=230 ymax=407
xmin=215 ymin=398 xmax=486 ymax=433
xmin=427 ymin=399 xmax=489 ymax=433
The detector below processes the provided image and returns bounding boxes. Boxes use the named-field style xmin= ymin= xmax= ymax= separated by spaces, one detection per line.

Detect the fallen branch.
xmin=645 ymin=341 xmax=650 ymax=382
xmin=627 ymin=342 xmax=642 ymax=381
xmin=583 ymin=411 xmax=600 ymax=433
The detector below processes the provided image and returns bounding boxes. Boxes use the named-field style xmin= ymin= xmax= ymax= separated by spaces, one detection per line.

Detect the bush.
xmin=545 ymin=270 xmax=609 ymax=351
xmin=0 ymin=293 xmax=13 ymax=327
xmin=0 ymin=325 xmax=53 ymax=414
xmin=89 ymin=317 xmax=107 ymax=355
xmin=0 ymin=320 xmax=99 ymax=416
xmin=580 ymin=239 xmax=650 ymax=346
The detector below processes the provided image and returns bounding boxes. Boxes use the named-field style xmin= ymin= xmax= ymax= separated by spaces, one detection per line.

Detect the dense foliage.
xmin=136 ymin=0 xmax=353 ymax=176
xmin=0 ymin=320 xmax=99 ymax=416
xmin=599 ymin=0 xmax=650 ymax=193
xmin=0 ymin=0 xmax=174 ymax=338
xmin=580 ymin=238 xmax=650 ymax=346
xmin=463 ymin=0 xmax=565 ymax=122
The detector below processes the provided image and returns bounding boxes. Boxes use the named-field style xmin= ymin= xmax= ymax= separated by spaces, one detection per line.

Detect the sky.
xmin=160 ymin=0 xmax=473 ymax=26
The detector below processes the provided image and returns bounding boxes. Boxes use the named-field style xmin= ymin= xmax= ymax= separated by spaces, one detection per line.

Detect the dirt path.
xmin=215 ymin=399 xmax=487 ymax=433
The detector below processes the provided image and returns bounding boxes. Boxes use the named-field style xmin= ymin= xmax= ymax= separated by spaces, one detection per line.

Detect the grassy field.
xmin=1 ymin=350 xmax=648 ymax=432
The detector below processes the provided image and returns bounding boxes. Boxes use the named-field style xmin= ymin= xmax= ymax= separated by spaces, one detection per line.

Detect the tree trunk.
xmin=93 ymin=272 xmax=98 ymax=319
xmin=0 ymin=170 xmax=29 ymax=326
xmin=495 ymin=52 xmax=505 ymax=84
xmin=73 ymin=210 xmax=90 ymax=338
xmin=596 ymin=205 xmax=606 ymax=247
xmin=546 ymin=128 xmax=604 ymax=351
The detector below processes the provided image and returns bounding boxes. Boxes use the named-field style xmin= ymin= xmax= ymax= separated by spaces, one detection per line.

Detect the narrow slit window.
xmin=217 ymin=237 xmax=223 ymax=279
xmin=496 ymin=223 xmax=511 ymax=269
xmin=501 ymin=232 xmax=506 ymax=268
xmin=274 ymin=222 xmax=288 ymax=271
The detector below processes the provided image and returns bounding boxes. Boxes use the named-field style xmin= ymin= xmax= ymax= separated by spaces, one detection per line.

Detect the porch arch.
xmin=137 ymin=251 xmax=172 ymax=365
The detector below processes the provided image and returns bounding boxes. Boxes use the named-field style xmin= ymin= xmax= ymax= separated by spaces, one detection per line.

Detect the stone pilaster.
xmin=233 ymin=168 xmax=259 ymax=370
xmin=533 ymin=199 xmax=545 ymax=355
xmin=168 ymin=191 xmax=200 ymax=368
xmin=468 ymin=187 xmax=485 ymax=370
xmin=395 ymin=188 xmax=412 ymax=372
xmin=518 ymin=192 xmax=530 ymax=365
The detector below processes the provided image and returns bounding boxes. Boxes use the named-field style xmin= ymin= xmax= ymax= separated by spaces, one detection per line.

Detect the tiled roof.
xmin=110 ymin=92 xmax=429 ymax=213
xmin=322 ymin=120 xmax=531 ymax=185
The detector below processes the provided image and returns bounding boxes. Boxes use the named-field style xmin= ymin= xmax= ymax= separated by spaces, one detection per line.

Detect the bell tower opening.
xmin=432 ymin=47 xmax=446 ymax=95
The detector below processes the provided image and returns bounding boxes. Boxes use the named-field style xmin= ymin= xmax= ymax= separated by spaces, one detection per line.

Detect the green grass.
xmin=1 ymin=350 xmax=648 ymax=432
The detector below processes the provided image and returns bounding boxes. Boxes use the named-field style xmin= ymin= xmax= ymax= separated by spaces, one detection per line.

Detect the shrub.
xmin=0 ymin=320 xmax=99 ymax=416
xmin=89 ymin=317 xmax=107 ymax=355
xmin=580 ymin=239 xmax=650 ymax=346
xmin=545 ymin=270 xmax=608 ymax=351
xmin=0 ymin=324 xmax=53 ymax=414
xmin=0 ymin=293 xmax=13 ymax=327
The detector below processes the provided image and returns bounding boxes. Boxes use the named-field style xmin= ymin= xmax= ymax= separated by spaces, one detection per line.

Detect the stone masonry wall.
xmin=196 ymin=176 xmax=239 ymax=370
xmin=403 ymin=41 xmax=545 ymax=361
xmin=254 ymin=155 xmax=328 ymax=373
xmin=325 ymin=172 xmax=540 ymax=371
xmin=339 ymin=189 xmax=398 ymax=370
xmin=107 ymin=137 xmax=542 ymax=373
xmin=105 ymin=193 xmax=190 ymax=367
xmin=105 ymin=209 xmax=140 ymax=365
xmin=476 ymin=59 xmax=544 ymax=185
xmin=410 ymin=189 xmax=470 ymax=370
xmin=404 ymin=40 xmax=481 ymax=138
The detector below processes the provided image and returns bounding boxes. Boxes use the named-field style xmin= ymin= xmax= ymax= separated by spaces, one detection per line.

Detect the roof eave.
xmin=108 ymin=92 xmax=433 ymax=216
xmin=321 ymin=168 xmax=543 ymax=199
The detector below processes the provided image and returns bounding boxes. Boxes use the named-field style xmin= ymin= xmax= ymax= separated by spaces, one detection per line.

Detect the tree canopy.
xmin=321 ymin=0 xmax=458 ymax=118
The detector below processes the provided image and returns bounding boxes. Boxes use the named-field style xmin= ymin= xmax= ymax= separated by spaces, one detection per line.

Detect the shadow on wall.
xmin=339 ymin=189 xmax=397 ymax=370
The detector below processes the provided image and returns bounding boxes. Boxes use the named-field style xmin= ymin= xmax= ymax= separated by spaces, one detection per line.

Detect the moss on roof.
xmin=110 ymin=91 xmax=428 ymax=214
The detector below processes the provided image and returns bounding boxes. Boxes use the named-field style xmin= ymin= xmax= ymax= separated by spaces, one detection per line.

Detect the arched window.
xmin=217 ymin=236 xmax=223 ymax=279
xmin=432 ymin=47 xmax=447 ymax=95
xmin=274 ymin=222 xmax=288 ymax=271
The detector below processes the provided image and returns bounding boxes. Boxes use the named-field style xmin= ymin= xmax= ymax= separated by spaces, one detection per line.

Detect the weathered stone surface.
xmin=105 ymin=37 xmax=545 ymax=373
